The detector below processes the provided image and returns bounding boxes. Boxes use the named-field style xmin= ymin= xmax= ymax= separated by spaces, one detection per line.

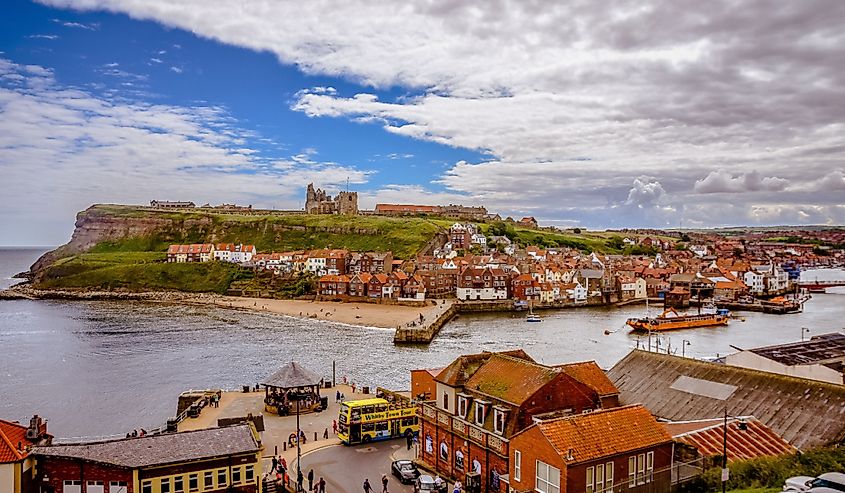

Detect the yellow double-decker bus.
xmin=337 ymin=397 xmax=419 ymax=445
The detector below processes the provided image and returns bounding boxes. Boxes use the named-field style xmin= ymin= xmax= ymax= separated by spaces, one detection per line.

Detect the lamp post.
xmin=801 ymin=327 xmax=810 ymax=341
xmin=295 ymin=392 xmax=302 ymax=492
xmin=682 ymin=339 xmax=691 ymax=358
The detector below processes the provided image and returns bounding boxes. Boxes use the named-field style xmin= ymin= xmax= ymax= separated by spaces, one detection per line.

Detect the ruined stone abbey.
xmin=305 ymin=183 xmax=358 ymax=215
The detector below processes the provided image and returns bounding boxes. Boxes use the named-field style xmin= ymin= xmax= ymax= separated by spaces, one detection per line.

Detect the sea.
xmin=1 ymin=247 xmax=843 ymax=440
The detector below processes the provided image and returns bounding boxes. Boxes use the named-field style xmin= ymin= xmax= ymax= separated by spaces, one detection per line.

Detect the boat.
xmin=626 ymin=307 xmax=729 ymax=333
xmin=526 ymin=303 xmax=542 ymax=322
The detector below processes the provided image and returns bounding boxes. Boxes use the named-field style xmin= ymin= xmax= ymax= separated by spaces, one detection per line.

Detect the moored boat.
xmin=626 ymin=307 xmax=729 ymax=332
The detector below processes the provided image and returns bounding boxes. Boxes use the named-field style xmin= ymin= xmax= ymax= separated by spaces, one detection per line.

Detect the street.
xmin=297 ymin=441 xmax=417 ymax=493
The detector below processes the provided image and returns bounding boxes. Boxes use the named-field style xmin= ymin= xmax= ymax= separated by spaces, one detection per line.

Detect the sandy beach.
xmin=198 ymin=296 xmax=447 ymax=328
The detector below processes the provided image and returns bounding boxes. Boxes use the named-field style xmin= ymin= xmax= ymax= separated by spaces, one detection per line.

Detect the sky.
xmin=1 ymin=0 xmax=844 ymax=245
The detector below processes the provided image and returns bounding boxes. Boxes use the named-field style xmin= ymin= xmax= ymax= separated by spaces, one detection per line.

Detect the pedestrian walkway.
xmin=178 ymin=383 xmax=369 ymax=469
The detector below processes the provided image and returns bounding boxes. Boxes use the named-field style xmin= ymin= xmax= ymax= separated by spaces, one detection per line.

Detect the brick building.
xmin=417 ymin=351 xmax=619 ymax=493
xmin=32 ymin=424 xmax=261 ymax=493
xmin=456 ymin=267 xmax=511 ymax=301
xmin=1 ymin=415 xmax=51 ymax=493
xmin=509 ymin=405 xmax=673 ymax=493
xmin=166 ymin=244 xmax=215 ymax=263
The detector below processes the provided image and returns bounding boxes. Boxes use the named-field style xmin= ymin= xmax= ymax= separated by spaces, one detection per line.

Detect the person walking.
xmin=406 ymin=433 xmax=413 ymax=450
xmin=318 ymin=477 xmax=326 ymax=493
xmin=382 ymin=474 xmax=389 ymax=493
xmin=363 ymin=478 xmax=373 ymax=493
xmin=271 ymin=456 xmax=278 ymax=474
xmin=307 ymin=469 xmax=314 ymax=491
xmin=336 ymin=390 xmax=341 ymax=402
xmin=332 ymin=419 xmax=338 ymax=435
xmin=297 ymin=470 xmax=304 ymax=492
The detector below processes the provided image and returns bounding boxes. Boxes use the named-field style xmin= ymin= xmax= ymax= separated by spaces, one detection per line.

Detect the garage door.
xmin=87 ymin=481 xmax=104 ymax=493
xmin=62 ymin=480 xmax=81 ymax=493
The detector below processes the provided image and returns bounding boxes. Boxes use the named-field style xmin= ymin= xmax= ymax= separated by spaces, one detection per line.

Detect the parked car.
xmin=415 ymin=475 xmax=447 ymax=493
xmin=784 ymin=472 xmax=845 ymax=492
xmin=391 ymin=460 xmax=420 ymax=484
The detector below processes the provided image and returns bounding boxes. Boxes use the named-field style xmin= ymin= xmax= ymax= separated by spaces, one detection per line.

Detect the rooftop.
xmin=607 ymin=350 xmax=845 ymax=449
xmin=746 ymin=332 xmax=845 ymax=367
xmin=663 ymin=417 xmax=795 ymax=461
xmin=464 ymin=353 xmax=558 ymax=405
xmin=529 ymin=404 xmax=672 ymax=465
xmin=262 ymin=362 xmax=323 ymax=389
xmin=32 ymin=424 xmax=259 ymax=469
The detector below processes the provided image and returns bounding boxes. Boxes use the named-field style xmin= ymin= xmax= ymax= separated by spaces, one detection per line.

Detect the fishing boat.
xmin=626 ymin=307 xmax=729 ymax=333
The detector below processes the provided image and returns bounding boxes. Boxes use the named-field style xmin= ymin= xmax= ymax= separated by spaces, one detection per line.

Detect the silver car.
xmin=784 ymin=472 xmax=845 ymax=492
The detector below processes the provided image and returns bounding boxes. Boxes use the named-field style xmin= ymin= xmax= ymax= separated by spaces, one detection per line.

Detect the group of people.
xmin=124 ymin=428 xmax=146 ymax=438
xmin=362 ymin=474 xmax=391 ymax=493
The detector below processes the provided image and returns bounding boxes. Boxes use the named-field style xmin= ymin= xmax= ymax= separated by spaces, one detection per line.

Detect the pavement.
xmin=178 ymin=383 xmax=374 ymax=472
xmin=295 ymin=440 xmax=417 ymax=493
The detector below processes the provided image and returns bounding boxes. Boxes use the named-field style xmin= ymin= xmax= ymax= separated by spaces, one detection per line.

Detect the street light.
xmin=682 ymin=339 xmax=691 ymax=358
xmin=801 ymin=327 xmax=810 ymax=341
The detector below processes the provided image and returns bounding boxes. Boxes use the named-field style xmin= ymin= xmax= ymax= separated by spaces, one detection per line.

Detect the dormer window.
xmin=457 ymin=394 xmax=471 ymax=418
xmin=493 ymin=407 xmax=508 ymax=434
xmin=474 ymin=401 xmax=488 ymax=426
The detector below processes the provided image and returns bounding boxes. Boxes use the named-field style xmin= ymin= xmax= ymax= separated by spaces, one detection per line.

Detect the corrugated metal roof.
xmin=748 ymin=332 xmax=845 ymax=366
xmin=664 ymin=417 xmax=796 ymax=461
xmin=607 ymin=350 xmax=845 ymax=450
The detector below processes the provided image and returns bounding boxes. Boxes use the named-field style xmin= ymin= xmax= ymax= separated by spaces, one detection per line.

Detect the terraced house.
xmin=417 ymin=350 xmax=620 ymax=493
xmin=32 ymin=424 xmax=261 ymax=493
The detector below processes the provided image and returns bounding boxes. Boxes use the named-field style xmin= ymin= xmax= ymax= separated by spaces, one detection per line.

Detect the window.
xmin=458 ymin=396 xmax=469 ymax=418
xmin=86 ymin=481 xmax=104 ymax=493
xmin=587 ymin=466 xmax=594 ymax=493
xmin=443 ymin=392 xmax=449 ymax=410
xmin=188 ymin=474 xmax=198 ymax=492
xmin=605 ymin=462 xmax=614 ymax=493
xmin=475 ymin=402 xmax=486 ymax=425
xmin=174 ymin=476 xmax=184 ymax=493
xmin=628 ymin=457 xmax=636 ymax=487
xmin=204 ymin=472 xmax=213 ymax=489
xmin=514 ymin=450 xmax=521 ymax=482
xmin=246 ymin=465 xmax=255 ymax=482
xmin=140 ymin=481 xmax=152 ymax=493
xmin=439 ymin=441 xmax=449 ymax=461
xmin=232 ymin=467 xmax=242 ymax=484
xmin=494 ymin=408 xmax=506 ymax=434
xmin=160 ymin=478 xmax=171 ymax=493
xmin=63 ymin=480 xmax=82 ymax=493
xmin=535 ymin=461 xmax=560 ymax=493
xmin=218 ymin=469 xmax=227 ymax=487
xmin=646 ymin=452 xmax=654 ymax=482
xmin=596 ymin=464 xmax=605 ymax=492
xmin=637 ymin=453 xmax=646 ymax=485
xmin=110 ymin=482 xmax=128 ymax=493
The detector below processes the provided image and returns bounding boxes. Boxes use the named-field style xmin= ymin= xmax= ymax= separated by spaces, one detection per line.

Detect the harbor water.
xmin=1 ymin=247 xmax=843 ymax=439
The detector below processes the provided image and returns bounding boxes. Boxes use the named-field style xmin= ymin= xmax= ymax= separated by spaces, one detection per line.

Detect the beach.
xmin=185 ymin=295 xmax=444 ymax=328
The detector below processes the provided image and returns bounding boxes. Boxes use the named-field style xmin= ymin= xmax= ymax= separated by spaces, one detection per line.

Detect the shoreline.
xmin=0 ymin=285 xmax=443 ymax=329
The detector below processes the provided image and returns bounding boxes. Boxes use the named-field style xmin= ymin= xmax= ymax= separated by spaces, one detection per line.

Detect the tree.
xmin=573 ymin=227 xmax=582 ymax=234
xmin=680 ymin=233 xmax=691 ymax=242
xmin=605 ymin=235 xmax=625 ymax=250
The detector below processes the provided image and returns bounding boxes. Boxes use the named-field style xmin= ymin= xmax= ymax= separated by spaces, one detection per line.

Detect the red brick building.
xmin=508 ymin=405 xmax=673 ymax=493
xmin=417 ymin=351 xmax=619 ymax=493
xmin=32 ymin=424 xmax=261 ymax=493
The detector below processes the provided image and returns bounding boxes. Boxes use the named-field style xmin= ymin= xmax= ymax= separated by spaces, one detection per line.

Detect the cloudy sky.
xmin=1 ymin=0 xmax=844 ymax=245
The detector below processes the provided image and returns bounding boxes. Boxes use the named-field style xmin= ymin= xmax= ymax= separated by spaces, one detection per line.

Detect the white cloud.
xmin=169 ymin=66 xmax=183 ymax=74
xmin=0 ymin=57 xmax=371 ymax=244
xmin=30 ymin=0 xmax=845 ymax=227
xmin=626 ymin=178 xmax=666 ymax=208
xmin=28 ymin=34 xmax=60 ymax=40
xmin=694 ymin=170 xmax=788 ymax=193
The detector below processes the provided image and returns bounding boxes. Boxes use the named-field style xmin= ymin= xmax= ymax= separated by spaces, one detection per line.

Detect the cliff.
xmin=28 ymin=204 xmax=445 ymax=284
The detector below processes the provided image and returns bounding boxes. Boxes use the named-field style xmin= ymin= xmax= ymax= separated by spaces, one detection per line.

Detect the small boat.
xmin=626 ymin=307 xmax=729 ymax=333
xmin=526 ymin=303 xmax=542 ymax=322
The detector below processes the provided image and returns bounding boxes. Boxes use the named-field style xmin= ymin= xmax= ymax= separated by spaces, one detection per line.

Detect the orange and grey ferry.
xmin=626 ymin=307 xmax=730 ymax=333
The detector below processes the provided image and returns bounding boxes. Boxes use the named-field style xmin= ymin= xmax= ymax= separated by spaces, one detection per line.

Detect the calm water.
xmin=1 ymin=248 xmax=843 ymax=439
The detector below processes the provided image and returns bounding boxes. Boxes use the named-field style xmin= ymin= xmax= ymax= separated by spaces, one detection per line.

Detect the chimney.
xmin=566 ymin=448 xmax=574 ymax=461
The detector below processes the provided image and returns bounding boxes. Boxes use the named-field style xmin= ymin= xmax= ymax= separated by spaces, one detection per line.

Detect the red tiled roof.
xmin=664 ymin=417 xmax=796 ymax=461
xmin=532 ymin=405 xmax=672 ymax=465
xmin=0 ymin=420 xmax=30 ymax=463
xmin=557 ymin=361 xmax=619 ymax=397
xmin=464 ymin=354 xmax=559 ymax=405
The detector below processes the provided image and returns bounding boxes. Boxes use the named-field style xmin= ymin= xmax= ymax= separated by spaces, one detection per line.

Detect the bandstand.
xmin=261 ymin=362 xmax=324 ymax=415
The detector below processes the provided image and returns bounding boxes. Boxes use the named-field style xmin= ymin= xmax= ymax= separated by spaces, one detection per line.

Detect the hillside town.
xmin=164 ymin=221 xmax=844 ymax=310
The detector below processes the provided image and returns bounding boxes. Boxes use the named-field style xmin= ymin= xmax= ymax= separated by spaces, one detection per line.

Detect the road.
xmin=297 ymin=441 xmax=417 ymax=493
